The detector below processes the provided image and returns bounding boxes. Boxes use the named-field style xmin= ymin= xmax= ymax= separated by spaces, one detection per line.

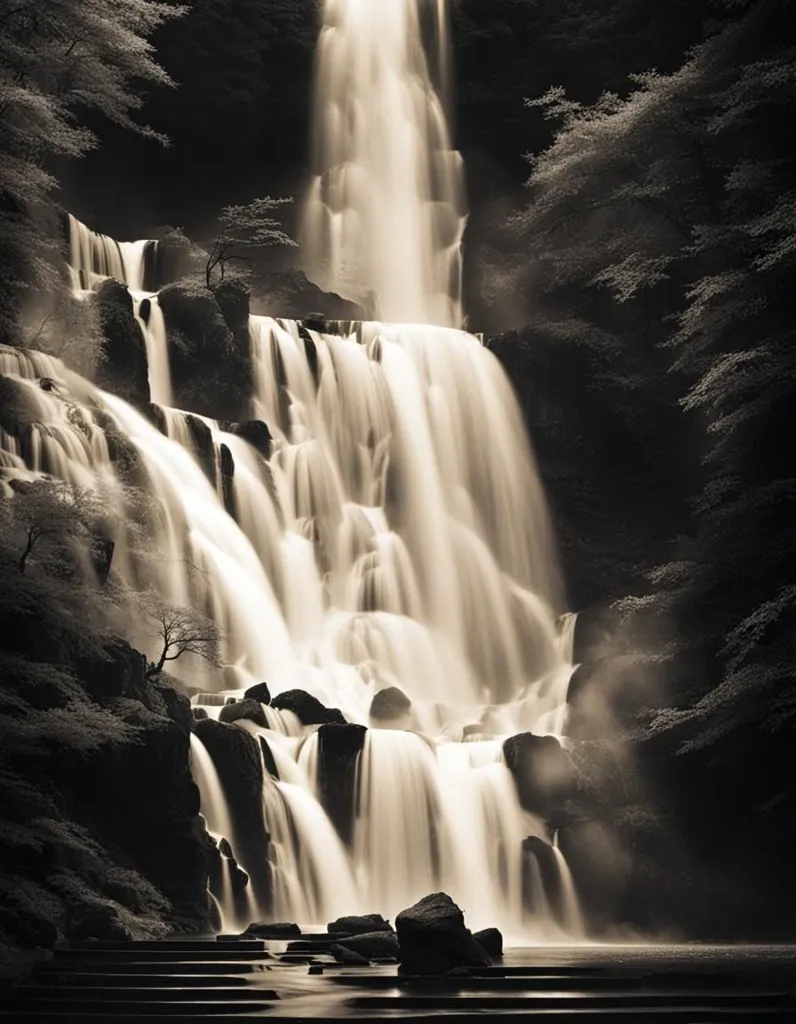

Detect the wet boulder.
xmin=395 ymin=892 xmax=491 ymax=975
xmin=329 ymin=914 xmax=393 ymax=936
xmin=219 ymin=698 xmax=268 ymax=728
xmin=330 ymin=943 xmax=370 ymax=965
xmin=473 ymin=927 xmax=503 ymax=958
xmin=192 ymin=718 xmax=270 ymax=904
xmin=316 ymin=723 xmax=367 ymax=846
xmin=93 ymin=279 xmax=150 ymax=407
xmin=259 ymin=736 xmax=280 ymax=780
xmin=244 ymin=681 xmax=272 ymax=705
xmin=369 ymin=686 xmax=412 ymax=725
xmin=192 ymin=707 xmax=209 ymax=722
xmin=336 ymin=930 xmax=399 ymax=960
xmin=245 ymin=921 xmax=301 ymax=938
xmin=227 ymin=421 xmax=272 ymax=460
xmin=271 ymin=689 xmax=332 ymax=726
xmin=503 ymin=732 xmax=577 ymax=820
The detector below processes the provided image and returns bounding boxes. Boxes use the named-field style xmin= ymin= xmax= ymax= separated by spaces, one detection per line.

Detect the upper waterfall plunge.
xmin=300 ymin=0 xmax=467 ymax=327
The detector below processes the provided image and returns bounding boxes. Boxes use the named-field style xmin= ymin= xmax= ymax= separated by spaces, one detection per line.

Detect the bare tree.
xmin=203 ymin=197 xmax=296 ymax=287
xmin=144 ymin=598 xmax=223 ymax=679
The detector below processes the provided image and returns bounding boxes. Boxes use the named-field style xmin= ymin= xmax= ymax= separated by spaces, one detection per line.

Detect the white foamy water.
xmin=301 ymin=0 xmax=467 ymax=326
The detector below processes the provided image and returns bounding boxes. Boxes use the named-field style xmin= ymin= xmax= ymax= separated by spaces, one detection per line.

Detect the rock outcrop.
xmin=395 ymin=892 xmax=491 ymax=975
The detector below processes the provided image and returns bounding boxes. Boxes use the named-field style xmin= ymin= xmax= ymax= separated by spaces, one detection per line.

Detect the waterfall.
xmin=67 ymin=215 xmax=172 ymax=405
xmin=301 ymin=0 xmax=467 ymax=326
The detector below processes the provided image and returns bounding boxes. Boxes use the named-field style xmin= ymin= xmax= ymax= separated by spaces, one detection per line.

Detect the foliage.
xmin=0 ymin=0 xmax=184 ymax=337
xmin=512 ymin=0 xmax=796 ymax=816
xmin=4 ymin=477 xmax=111 ymax=574
xmin=21 ymin=287 xmax=107 ymax=378
xmin=202 ymin=197 xmax=296 ymax=287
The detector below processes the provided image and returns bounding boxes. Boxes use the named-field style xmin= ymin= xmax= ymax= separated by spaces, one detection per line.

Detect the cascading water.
xmin=300 ymin=0 xmax=467 ymax=326
xmin=0 ymin=0 xmax=588 ymax=939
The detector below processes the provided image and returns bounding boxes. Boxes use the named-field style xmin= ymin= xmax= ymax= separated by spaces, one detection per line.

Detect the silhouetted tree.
xmin=203 ymin=197 xmax=296 ymax=287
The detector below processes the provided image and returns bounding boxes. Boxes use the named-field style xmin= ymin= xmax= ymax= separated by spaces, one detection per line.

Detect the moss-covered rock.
xmin=158 ymin=280 xmax=251 ymax=421
xmin=92 ymin=280 xmax=149 ymax=407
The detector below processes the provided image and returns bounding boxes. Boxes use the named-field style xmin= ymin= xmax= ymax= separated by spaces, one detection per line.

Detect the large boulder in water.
xmin=192 ymin=718 xmax=270 ymax=904
xmin=244 ymin=681 xmax=272 ymax=705
xmin=522 ymin=836 xmax=563 ymax=919
xmin=213 ymin=278 xmax=250 ymax=336
xmin=316 ymin=723 xmax=367 ymax=845
xmin=271 ymin=688 xmax=333 ymax=725
xmin=369 ymin=686 xmax=412 ymax=726
xmin=503 ymin=732 xmax=577 ymax=820
xmin=92 ymin=279 xmax=149 ymax=407
xmin=473 ymin=927 xmax=503 ymax=958
xmin=245 ymin=920 xmax=300 ymax=939
xmin=336 ymin=930 xmax=399 ymax=960
xmin=219 ymin=698 xmax=268 ymax=728
xmin=329 ymin=914 xmax=393 ymax=935
xmin=395 ymin=892 xmax=491 ymax=975
xmin=330 ymin=943 xmax=370 ymax=965
xmin=226 ymin=421 xmax=272 ymax=461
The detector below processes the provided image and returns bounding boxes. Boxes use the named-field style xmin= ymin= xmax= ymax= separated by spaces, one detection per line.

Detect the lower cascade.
xmin=0 ymin=219 xmax=584 ymax=942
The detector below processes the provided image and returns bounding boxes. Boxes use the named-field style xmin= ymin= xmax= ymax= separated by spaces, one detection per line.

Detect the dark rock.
xmin=324 ymin=707 xmax=347 ymax=724
xmin=158 ymin=279 xmax=250 ymax=421
xmin=152 ymin=228 xmax=206 ymax=287
xmin=228 ymin=421 xmax=272 ymax=460
xmin=192 ymin=707 xmax=209 ymax=721
xmin=395 ymin=893 xmax=491 ymax=975
xmin=93 ymin=279 xmax=149 ymax=407
xmin=213 ymin=278 xmax=251 ymax=335
xmin=503 ymin=732 xmax=577 ymax=820
xmin=193 ymin=719 xmax=270 ymax=905
xmin=219 ymin=442 xmax=235 ymax=512
xmin=330 ymin=943 xmax=370 ymax=965
xmin=250 ymin=268 xmax=364 ymax=321
xmin=245 ymin=921 xmax=301 ymax=938
xmin=271 ymin=689 xmax=330 ymax=726
xmin=244 ymin=682 xmax=272 ymax=705
xmin=473 ymin=927 xmax=503 ymax=958
xmin=218 ymin=837 xmax=233 ymax=858
xmin=218 ymin=698 xmax=269 ymax=729
xmin=68 ymin=904 xmax=131 ymax=942
xmin=572 ymin=604 xmax=622 ymax=664
xmin=329 ymin=914 xmax=393 ymax=935
xmin=259 ymin=736 xmax=280 ymax=780
xmin=316 ymin=723 xmax=367 ymax=845
xmin=337 ymin=930 xmax=399 ymax=960
xmin=370 ymin=686 xmax=412 ymax=722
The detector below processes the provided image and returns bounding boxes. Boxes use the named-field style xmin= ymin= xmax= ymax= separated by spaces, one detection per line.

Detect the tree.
xmin=0 ymin=0 xmax=185 ymax=337
xmin=202 ymin=197 xmax=296 ymax=288
xmin=23 ymin=288 xmax=107 ymax=377
xmin=143 ymin=596 xmax=223 ymax=679
xmin=4 ymin=478 xmax=111 ymax=576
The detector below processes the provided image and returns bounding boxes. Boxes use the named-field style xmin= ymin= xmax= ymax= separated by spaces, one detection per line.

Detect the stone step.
xmin=67 ymin=941 xmax=266 ymax=953
xmin=0 ymin=997 xmax=277 ymax=1016
xmin=34 ymin=961 xmax=268 ymax=976
xmin=346 ymin=990 xmax=794 ymax=1011
xmin=34 ymin=973 xmax=252 ymax=988
xmin=0 ymin=1008 xmax=793 ymax=1023
xmin=51 ymin=949 xmax=270 ymax=963
xmin=3 ymin=987 xmax=277 ymax=1003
